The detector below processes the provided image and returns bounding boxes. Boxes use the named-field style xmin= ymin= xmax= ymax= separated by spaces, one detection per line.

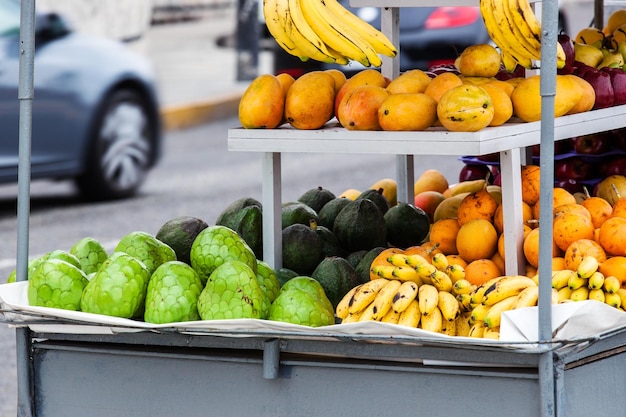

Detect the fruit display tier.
xmin=228 ymin=103 xmax=626 ymax=277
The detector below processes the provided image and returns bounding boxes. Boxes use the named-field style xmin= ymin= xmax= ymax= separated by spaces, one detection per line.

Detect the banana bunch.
xmin=337 ymin=254 xmax=471 ymax=336
xmin=479 ymin=0 xmax=566 ymax=71
xmin=262 ymin=0 xmax=397 ymax=67
xmin=551 ymin=256 xmax=625 ymax=309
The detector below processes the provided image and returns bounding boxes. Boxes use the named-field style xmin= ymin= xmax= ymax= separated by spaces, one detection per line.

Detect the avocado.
xmin=345 ymin=250 xmax=368 ymax=269
xmin=311 ymin=256 xmax=361 ymax=309
xmin=317 ymin=197 xmax=352 ymax=229
xmin=297 ymin=186 xmax=336 ymax=214
xmin=155 ymin=216 xmax=209 ymax=265
xmin=215 ymin=197 xmax=262 ymax=227
xmin=356 ymin=188 xmax=390 ymax=215
xmin=333 ymin=198 xmax=387 ymax=253
xmin=355 ymin=247 xmax=387 ymax=284
xmin=311 ymin=220 xmax=345 ymax=258
xmin=384 ymin=202 xmax=431 ymax=249
xmin=219 ymin=204 xmax=263 ymax=259
xmin=276 ymin=267 xmax=299 ymax=286
xmin=282 ymin=223 xmax=324 ymax=275
xmin=281 ymin=201 xmax=319 ymax=229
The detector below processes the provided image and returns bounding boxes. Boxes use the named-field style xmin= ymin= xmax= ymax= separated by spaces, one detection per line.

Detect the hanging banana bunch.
xmin=262 ymin=0 xmax=397 ymax=67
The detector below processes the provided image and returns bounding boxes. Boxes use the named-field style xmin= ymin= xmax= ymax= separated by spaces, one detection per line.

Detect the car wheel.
xmin=76 ymin=89 xmax=156 ymax=201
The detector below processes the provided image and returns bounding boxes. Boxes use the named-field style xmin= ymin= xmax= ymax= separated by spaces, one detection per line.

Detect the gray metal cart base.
xmin=21 ymin=327 xmax=626 ymax=417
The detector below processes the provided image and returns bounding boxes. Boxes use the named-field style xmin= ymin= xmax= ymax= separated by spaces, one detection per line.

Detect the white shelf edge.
xmin=227 ymin=105 xmax=626 ymax=156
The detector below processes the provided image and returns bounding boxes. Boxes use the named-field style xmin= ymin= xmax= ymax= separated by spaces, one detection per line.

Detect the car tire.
xmin=76 ymin=89 xmax=156 ymax=201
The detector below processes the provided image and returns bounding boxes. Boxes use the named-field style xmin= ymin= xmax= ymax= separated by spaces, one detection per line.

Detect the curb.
xmin=160 ymin=91 xmax=243 ymax=131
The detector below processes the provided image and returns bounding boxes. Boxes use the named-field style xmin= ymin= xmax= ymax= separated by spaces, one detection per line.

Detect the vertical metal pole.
xmin=539 ymin=0 xmax=557 ymax=416
xmin=16 ymin=1 xmax=36 ymax=416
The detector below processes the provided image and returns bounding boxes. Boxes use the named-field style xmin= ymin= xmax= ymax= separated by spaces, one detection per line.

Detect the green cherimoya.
xmin=114 ymin=231 xmax=177 ymax=276
xmin=80 ymin=252 xmax=150 ymax=318
xmin=197 ymin=260 xmax=263 ymax=320
xmin=7 ymin=249 xmax=81 ymax=283
xmin=268 ymin=288 xmax=335 ymax=327
xmin=280 ymin=276 xmax=334 ymax=317
xmin=255 ymin=260 xmax=281 ymax=319
xmin=69 ymin=236 xmax=109 ymax=275
xmin=190 ymin=225 xmax=257 ymax=284
xmin=27 ymin=258 xmax=89 ymax=311
xmin=144 ymin=261 xmax=204 ymax=324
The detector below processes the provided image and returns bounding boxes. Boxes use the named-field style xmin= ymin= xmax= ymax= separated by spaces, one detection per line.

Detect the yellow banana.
xmin=298 ymin=0 xmax=379 ymax=67
xmin=577 ymin=255 xmax=599 ymax=279
xmin=603 ymin=276 xmax=621 ymax=294
xmin=322 ymin=0 xmax=397 ymax=58
xmin=404 ymin=253 xmax=430 ymax=269
xmin=420 ymin=306 xmax=443 ymax=333
xmin=570 ymin=286 xmax=589 ymax=302
xmin=431 ymin=270 xmax=454 ymax=292
xmin=397 ymin=299 xmax=421 ymax=328
xmin=500 ymin=50 xmax=521 ymax=72
xmin=455 ymin=311 xmax=472 ymax=337
xmin=552 ymin=288 xmax=559 ymax=304
xmin=484 ymin=295 xmax=520 ymax=329
xmin=588 ymin=288 xmax=606 ymax=303
xmin=431 ymin=252 xmax=449 ymax=272
xmin=348 ymin=278 xmax=389 ymax=314
xmin=286 ymin=0 xmax=340 ymax=63
xmin=370 ymin=279 xmax=402 ymax=320
xmin=418 ymin=284 xmax=439 ymax=316
xmin=438 ymin=290 xmax=461 ymax=322
xmin=262 ymin=0 xmax=309 ymax=61
xmin=392 ymin=265 xmax=423 ymax=283
xmin=605 ymin=292 xmax=622 ymax=309
xmin=336 ymin=284 xmax=361 ymax=319
xmin=470 ymin=303 xmax=491 ymax=325
xmin=515 ymin=0 xmax=566 ymax=68
xmin=441 ymin=318 xmax=457 ymax=336
xmin=391 ymin=281 xmax=419 ymax=314
xmin=568 ymin=273 xmax=588 ymax=291
xmin=557 ymin=286 xmax=573 ymax=303
xmin=387 ymin=253 xmax=409 ymax=267
xmin=587 ymin=271 xmax=605 ymax=290
xmin=502 ymin=0 xmax=543 ymax=60
xmin=481 ymin=275 xmax=536 ymax=306
xmin=381 ymin=306 xmax=401 ymax=324
xmin=470 ymin=275 xmax=506 ymax=307
xmin=494 ymin=0 xmax=541 ymax=61
xmin=341 ymin=311 xmax=362 ymax=323
xmin=452 ymin=279 xmax=475 ymax=296
xmin=483 ymin=326 xmax=501 ymax=340
xmin=514 ymin=285 xmax=539 ymax=309
xmin=551 ymin=269 xmax=575 ymax=290
xmin=357 ymin=300 xmax=377 ymax=322
xmin=370 ymin=264 xmax=396 ymax=279
xmin=446 ymin=264 xmax=466 ymax=283
xmin=457 ymin=293 xmax=473 ymax=312
xmin=468 ymin=321 xmax=486 ymax=338
xmin=616 ymin=288 xmax=626 ymax=308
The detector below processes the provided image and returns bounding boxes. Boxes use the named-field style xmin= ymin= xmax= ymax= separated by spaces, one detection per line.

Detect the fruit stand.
xmin=6 ymin=0 xmax=626 ymax=417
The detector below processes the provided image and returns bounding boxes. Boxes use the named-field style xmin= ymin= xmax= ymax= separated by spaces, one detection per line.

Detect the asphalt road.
xmin=0 ymin=115 xmax=463 ymax=416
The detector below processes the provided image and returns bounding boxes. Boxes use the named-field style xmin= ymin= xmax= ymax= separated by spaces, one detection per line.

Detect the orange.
xmin=428 ymin=218 xmax=461 ymax=255
xmin=552 ymin=203 xmax=592 ymax=220
xmin=497 ymin=224 xmax=532 ymax=259
xmin=598 ymin=217 xmax=626 ymax=256
xmin=464 ymin=259 xmax=503 ymax=286
xmin=611 ymin=197 xmax=626 ymax=219
xmin=490 ymin=251 xmax=506 ymax=274
xmin=456 ymin=188 xmax=498 ymax=226
xmin=456 ymin=218 xmax=498 ymax=263
xmin=521 ymin=165 xmax=541 ymax=206
xmin=563 ymin=238 xmax=607 ymax=271
xmin=581 ymin=196 xmax=613 ymax=228
xmin=523 ymin=227 xmax=561 ymax=269
xmin=493 ymin=201 xmax=533 ymax=235
xmin=552 ymin=256 xmax=566 ymax=271
xmin=598 ymin=256 xmax=626 ymax=287
xmin=446 ymin=254 xmax=468 ymax=269
xmin=552 ymin=212 xmax=595 ymax=252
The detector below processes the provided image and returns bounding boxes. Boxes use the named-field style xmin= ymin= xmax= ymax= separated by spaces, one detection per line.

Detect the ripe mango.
xmin=238 ymin=74 xmax=285 ymax=129
xmin=285 ymin=71 xmax=335 ymax=129
xmin=511 ymin=75 xmax=583 ymax=122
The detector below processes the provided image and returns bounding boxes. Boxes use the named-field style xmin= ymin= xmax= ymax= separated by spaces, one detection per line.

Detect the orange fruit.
xmin=611 ymin=197 xmax=626 ymax=219
xmin=428 ymin=218 xmax=461 ymax=255
xmin=497 ymin=225 xmax=532 ymax=259
xmin=523 ymin=227 xmax=561 ymax=269
xmin=521 ymin=165 xmax=541 ymax=206
xmin=552 ymin=203 xmax=592 ymax=220
xmin=552 ymin=256 xmax=566 ymax=271
xmin=552 ymin=212 xmax=595 ymax=252
xmin=493 ymin=201 xmax=533 ymax=235
xmin=531 ymin=188 xmax=578 ymax=219
xmin=581 ymin=196 xmax=613 ymax=228
xmin=598 ymin=256 xmax=626 ymax=287
xmin=446 ymin=254 xmax=468 ymax=269
xmin=562 ymin=238 xmax=607 ymax=271
xmin=404 ymin=243 xmax=442 ymax=263
xmin=490 ymin=251 xmax=506 ymax=274
xmin=598 ymin=217 xmax=626 ymax=256
xmin=464 ymin=259 xmax=503 ymax=286
xmin=456 ymin=218 xmax=498 ymax=263
xmin=424 ymin=72 xmax=464 ymax=103
xmin=456 ymin=188 xmax=498 ymax=226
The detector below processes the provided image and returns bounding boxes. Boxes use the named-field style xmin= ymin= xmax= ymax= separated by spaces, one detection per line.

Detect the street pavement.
xmin=145 ymin=9 xmax=273 ymax=130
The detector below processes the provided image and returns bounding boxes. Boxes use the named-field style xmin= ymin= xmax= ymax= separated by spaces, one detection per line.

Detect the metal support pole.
xmin=538 ymin=0 xmax=558 ymax=415
xmin=262 ymin=339 xmax=280 ymax=379
xmin=16 ymin=1 xmax=36 ymax=416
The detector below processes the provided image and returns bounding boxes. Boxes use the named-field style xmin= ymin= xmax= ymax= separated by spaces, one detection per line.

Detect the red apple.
xmin=583 ymin=69 xmax=614 ymax=109
xmin=602 ymin=66 xmax=626 ymax=106
xmin=572 ymin=133 xmax=610 ymax=155
xmin=600 ymin=156 xmax=626 ymax=176
xmin=458 ymin=163 xmax=493 ymax=183
xmin=476 ymin=152 xmax=500 ymax=163
xmin=557 ymin=33 xmax=575 ymax=72
xmin=555 ymin=178 xmax=585 ymax=194
xmin=555 ymin=157 xmax=594 ymax=181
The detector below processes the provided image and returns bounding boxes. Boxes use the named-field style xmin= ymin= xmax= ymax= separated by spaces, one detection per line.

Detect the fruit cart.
xmin=6 ymin=0 xmax=626 ymax=417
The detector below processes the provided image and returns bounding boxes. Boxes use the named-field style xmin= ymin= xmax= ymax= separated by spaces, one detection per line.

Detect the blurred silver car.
xmin=0 ymin=0 xmax=162 ymax=200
